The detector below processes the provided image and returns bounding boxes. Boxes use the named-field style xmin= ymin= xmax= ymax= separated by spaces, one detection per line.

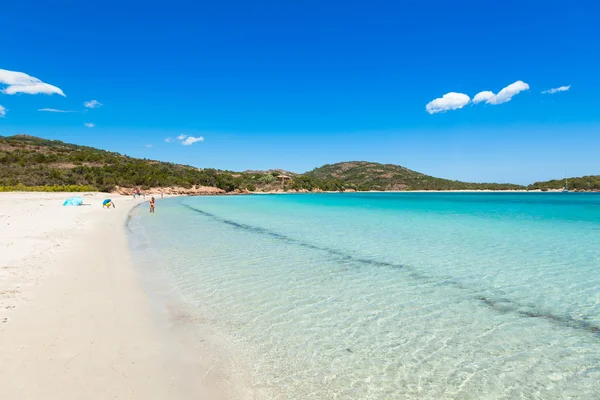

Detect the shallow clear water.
xmin=130 ymin=193 xmax=600 ymax=399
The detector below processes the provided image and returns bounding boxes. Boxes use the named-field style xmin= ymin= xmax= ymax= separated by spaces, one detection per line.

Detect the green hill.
xmin=0 ymin=135 xmax=254 ymax=192
xmin=304 ymin=161 xmax=524 ymax=191
xmin=528 ymin=176 xmax=600 ymax=191
xmin=0 ymin=134 xmax=540 ymax=193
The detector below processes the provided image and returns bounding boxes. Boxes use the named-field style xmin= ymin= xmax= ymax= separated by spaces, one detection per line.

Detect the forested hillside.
xmin=528 ymin=176 xmax=600 ymax=191
xmin=2 ymin=135 xmax=573 ymax=193
xmin=305 ymin=162 xmax=524 ymax=191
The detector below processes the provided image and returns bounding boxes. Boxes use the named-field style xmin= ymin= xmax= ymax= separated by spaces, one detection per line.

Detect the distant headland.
xmin=1 ymin=135 xmax=598 ymax=193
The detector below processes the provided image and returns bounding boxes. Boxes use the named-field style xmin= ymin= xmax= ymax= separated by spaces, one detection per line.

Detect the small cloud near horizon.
xmin=84 ymin=122 xmax=95 ymax=128
xmin=426 ymin=92 xmax=470 ymax=114
xmin=0 ymin=105 xmax=6 ymax=117
xmin=145 ymin=144 xmax=152 ymax=148
xmin=472 ymin=81 xmax=529 ymax=105
xmin=38 ymin=108 xmax=78 ymax=113
xmin=177 ymin=134 xmax=187 ymax=140
xmin=182 ymin=136 xmax=204 ymax=146
xmin=164 ymin=137 xmax=173 ymax=143
xmin=84 ymin=100 xmax=102 ymax=108
xmin=542 ymin=85 xmax=571 ymax=94
xmin=0 ymin=68 xmax=65 ymax=96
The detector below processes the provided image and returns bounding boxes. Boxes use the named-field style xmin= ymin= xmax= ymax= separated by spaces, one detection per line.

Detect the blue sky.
xmin=1 ymin=0 xmax=599 ymax=184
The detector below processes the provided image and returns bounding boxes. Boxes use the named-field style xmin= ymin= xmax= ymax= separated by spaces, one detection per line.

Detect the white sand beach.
xmin=0 ymin=192 xmax=239 ymax=399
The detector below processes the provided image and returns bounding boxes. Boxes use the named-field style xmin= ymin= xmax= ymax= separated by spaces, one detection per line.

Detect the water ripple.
xmin=181 ymin=202 xmax=600 ymax=337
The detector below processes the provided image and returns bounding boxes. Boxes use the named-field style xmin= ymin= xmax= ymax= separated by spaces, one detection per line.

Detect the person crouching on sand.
xmin=150 ymin=197 xmax=155 ymax=213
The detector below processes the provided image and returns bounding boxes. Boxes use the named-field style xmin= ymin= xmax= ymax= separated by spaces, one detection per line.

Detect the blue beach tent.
xmin=102 ymin=199 xmax=111 ymax=205
xmin=63 ymin=196 xmax=84 ymax=206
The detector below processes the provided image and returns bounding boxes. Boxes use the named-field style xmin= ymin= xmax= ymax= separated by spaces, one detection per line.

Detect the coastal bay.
xmin=132 ymin=193 xmax=600 ymax=399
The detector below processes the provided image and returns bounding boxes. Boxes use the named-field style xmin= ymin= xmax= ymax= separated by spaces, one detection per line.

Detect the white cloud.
xmin=84 ymin=100 xmax=102 ymax=108
xmin=0 ymin=68 xmax=65 ymax=96
xmin=0 ymin=105 xmax=6 ymax=117
xmin=471 ymin=91 xmax=495 ymax=104
xmin=38 ymin=108 xmax=78 ymax=113
xmin=425 ymin=92 xmax=470 ymax=114
xmin=174 ymin=133 xmax=204 ymax=145
xmin=164 ymin=137 xmax=173 ymax=143
xmin=182 ymin=136 xmax=204 ymax=146
xmin=84 ymin=122 xmax=95 ymax=128
xmin=542 ymin=85 xmax=571 ymax=94
xmin=472 ymin=80 xmax=529 ymax=105
xmin=146 ymin=144 xmax=152 ymax=148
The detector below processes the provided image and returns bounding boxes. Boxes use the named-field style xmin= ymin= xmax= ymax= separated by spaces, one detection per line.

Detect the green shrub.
xmin=0 ymin=184 xmax=97 ymax=192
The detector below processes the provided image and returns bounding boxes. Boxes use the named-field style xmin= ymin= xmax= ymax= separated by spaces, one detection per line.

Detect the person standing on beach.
xmin=150 ymin=197 xmax=155 ymax=213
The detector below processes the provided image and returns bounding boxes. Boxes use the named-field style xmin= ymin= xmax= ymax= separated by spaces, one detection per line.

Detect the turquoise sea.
xmin=129 ymin=193 xmax=600 ymax=399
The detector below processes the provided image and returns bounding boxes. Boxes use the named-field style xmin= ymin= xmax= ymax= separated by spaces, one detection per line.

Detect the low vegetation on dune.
xmin=2 ymin=135 xmax=595 ymax=193
xmin=0 ymin=184 xmax=97 ymax=192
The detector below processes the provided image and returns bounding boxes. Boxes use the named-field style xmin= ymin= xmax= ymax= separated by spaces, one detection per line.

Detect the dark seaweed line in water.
xmin=125 ymin=202 xmax=145 ymax=233
xmin=180 ymin=202 xmax=600 ymax=337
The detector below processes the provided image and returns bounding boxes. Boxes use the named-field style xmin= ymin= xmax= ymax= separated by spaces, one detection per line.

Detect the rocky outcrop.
xmin=111 ymin=185 xmax=226 ymax=196
xmin=228 ymin=189 xmax=252 ymax=195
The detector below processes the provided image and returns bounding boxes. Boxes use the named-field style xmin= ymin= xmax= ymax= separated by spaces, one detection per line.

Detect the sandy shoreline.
xmin=0 ymin=192 xmax=236 ymax=399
